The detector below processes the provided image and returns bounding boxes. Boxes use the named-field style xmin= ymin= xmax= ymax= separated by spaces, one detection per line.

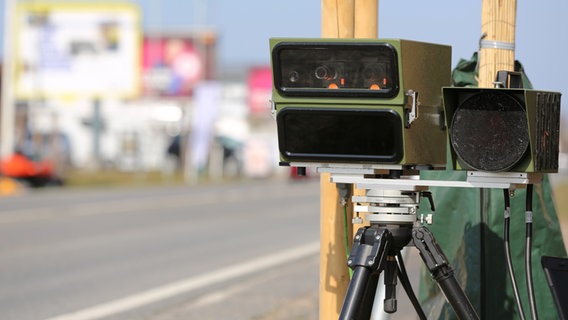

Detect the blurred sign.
xmin=13 ymin=2 xmax=141 ymax=99
xmin=248 ymin=66 xmax=272 ymax=115
xmin=142 ymin=31 xmax=216 ymax=97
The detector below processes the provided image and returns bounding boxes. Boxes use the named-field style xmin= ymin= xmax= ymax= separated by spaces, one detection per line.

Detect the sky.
xmin=130 ymin=0 xmax=568 ymax=97
xmin=1 ymin=0 xmax=568 ymax=101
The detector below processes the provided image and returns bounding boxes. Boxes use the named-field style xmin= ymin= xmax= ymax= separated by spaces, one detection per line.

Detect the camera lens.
xmin=314 ymin=65 xmax=337 ymax=80
xmin=288 ymin=71 xmax=300 ymax=83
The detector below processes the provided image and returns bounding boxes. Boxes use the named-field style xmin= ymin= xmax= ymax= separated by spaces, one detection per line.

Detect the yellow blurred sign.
xmin=13 ymin=2 xmax=141 ymax=99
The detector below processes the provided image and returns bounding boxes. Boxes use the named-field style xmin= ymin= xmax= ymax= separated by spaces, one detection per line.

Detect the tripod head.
xmin=318 ymin=165 xmax=480 ymax=319
xmin=320 ymin=166 xmax=436 ymax=227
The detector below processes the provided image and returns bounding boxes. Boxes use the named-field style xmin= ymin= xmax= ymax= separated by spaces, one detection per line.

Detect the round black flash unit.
xmin=450 ymin=91 xmax=529 ymax=172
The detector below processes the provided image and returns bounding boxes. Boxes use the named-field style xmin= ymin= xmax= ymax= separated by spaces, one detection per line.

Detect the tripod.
xmin=336 ymin=178 xmax=480 ymax=320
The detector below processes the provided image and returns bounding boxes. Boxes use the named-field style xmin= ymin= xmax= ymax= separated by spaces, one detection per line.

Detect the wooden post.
xmin=354 ymin=0 xmax=378 ymax=38
xmin=321 ymin=0 xmax=354 ymax=38
xmin=478 ymin=0 xmax=517 ymax=87
xmin=478 ymin=1 xmax=516 ymax=318
xmin=320 ymin=1 xmax=378 ymax=318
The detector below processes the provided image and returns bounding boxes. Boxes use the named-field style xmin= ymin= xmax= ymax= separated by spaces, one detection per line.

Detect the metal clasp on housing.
xmin=405 ymin=90 xmax=419 ymax=128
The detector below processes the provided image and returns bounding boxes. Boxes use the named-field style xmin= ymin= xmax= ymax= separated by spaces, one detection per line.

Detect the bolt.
xmin=415 ymin=231 xmax=423 ymax=240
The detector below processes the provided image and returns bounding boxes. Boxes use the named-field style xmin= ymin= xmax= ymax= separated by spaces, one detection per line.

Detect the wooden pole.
xmin=320 ymin=1 xmax=378 ymax=318
xmin=478 ymin=1 xmax=517 ymax=318
xmin=354 ymin=0 xmax=378 ymax=38
xmin=321 ymin=0 xmax=354 ymax=38
xmin=478 ymin=0 xmax=517 ymax=88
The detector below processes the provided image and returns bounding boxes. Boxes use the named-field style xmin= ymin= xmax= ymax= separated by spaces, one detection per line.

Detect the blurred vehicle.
xmin=0 ymin=151 xmax=63 ymax=188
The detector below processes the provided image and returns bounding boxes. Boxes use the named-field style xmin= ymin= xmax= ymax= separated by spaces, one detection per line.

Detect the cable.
xmin=525 ymin=184 xmax=538 ymax=320
xmin=343 ymin=204 xmax=353 ymax=278
xmin=396 ymin=251 xmax=427 ymax=320
xmin=503 ymin=189 xmax=526 ymax=320
xmin=336 ymin=183 xmax=353 ymax=278
xmin=479 ymin=188 xmax=487 ymax=318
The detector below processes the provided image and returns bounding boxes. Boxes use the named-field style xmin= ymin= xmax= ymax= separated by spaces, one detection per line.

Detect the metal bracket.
xmin=404 ymin=90 xmax=419 ymax=128
xmin=270 ymin=98 xmax=277 ymax=120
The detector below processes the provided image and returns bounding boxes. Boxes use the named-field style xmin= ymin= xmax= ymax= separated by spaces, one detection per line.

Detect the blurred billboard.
xmin=247 ymin=66 xmax=272 ymax=115
xmin=13 ymin=2 xmax=141 ymax=99
xmin=142 ymin=30 xmax=217 ymax=97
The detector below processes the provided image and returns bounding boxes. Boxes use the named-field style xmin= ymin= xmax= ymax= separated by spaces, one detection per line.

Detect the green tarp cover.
xmin=418 ymin=53 xmax=566 ymax=319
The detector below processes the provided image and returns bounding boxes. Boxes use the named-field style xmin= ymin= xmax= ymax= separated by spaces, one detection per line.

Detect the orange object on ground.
xmin=0 ymin=153 xmax=53 ymax=178
xmin=0 ymin=153 xmax=58 ymax=187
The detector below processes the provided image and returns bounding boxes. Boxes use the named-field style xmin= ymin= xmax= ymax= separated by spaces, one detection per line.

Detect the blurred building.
xmin=3 ymin=2 xmax=284 ymax=181
xmin=3 ymin=1 xmax=288 ymax=178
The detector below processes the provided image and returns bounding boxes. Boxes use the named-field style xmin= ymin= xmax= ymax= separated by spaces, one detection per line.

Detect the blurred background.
xmin=0 ymin=1 xmax=567 ymax=320
xmin=0 ymin=0 xmax=566 ymax=188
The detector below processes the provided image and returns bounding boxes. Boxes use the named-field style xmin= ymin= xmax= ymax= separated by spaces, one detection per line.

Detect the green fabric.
xmin=450 ymin=51 xmax=534 ymax=89
xmin=451 ymin=52 xmax=479 ymax=87
xmin=417 ymin=54 xmax=566 ymax=319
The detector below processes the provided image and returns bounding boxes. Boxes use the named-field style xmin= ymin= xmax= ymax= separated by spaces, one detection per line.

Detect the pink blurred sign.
xmin=248 ymin=66 xmax=272 ymax=115
xmin=142 ymin=37 xmax=204 ymax=97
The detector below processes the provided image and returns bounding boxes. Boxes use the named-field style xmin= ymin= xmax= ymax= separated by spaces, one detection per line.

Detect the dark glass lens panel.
xmin=273 ymin=42 xmax=399 ymax=98
xmin=450 ymin=91 xmax=529 ymax=171
xmin=277 ymin=108 xmax=403 ymax=163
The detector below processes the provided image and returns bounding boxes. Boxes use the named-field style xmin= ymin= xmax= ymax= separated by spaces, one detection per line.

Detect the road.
xmin=0 ymin=179 xmax=322 ymax=320
xmin=0 ymin=172 xmax=563 ymax=319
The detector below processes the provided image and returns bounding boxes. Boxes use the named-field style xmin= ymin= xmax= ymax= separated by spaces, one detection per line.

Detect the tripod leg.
xmin=383 ymin=256 xmax=398 ymax=313
xmin=340 ymin=266 xmax=380 ymax=320
xmin=413 ymin=226 xmax=480 ymax=320
xmin=339 ymin=227 xmax=391 ymax=320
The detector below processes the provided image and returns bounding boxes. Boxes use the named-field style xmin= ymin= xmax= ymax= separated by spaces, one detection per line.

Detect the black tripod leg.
xmin=413 ymin=226 xmax=480 ymax=320
xmin=339 ymin=227 xmax=391 ymax=320
xmin=340 ymin=266 xmax=373 ymax=320
xmin=341 ymin=267 xmax=381 ymax=320
xmin=383 ymin=256 xmax=398 ymax=313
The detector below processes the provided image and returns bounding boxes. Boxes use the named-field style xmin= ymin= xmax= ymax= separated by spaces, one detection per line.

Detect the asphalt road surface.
xmin=0 ymin=177 xmax=427 ymax=320
xmin=0 ymin=179 xmax=324 ymax=320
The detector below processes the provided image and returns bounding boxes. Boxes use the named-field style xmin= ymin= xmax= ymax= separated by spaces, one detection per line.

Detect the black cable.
xmin=525 ymin=184 xmax=538 ymax=320
xmin=396 ymin=251 xmax=427 ymax=320
xmin=503 ymin=189 xmax=526 ymax=320
xmin=479 ymin=188 xmax=487 ymax=318
xmin=336 ymin=183 xmax=353 ymax=278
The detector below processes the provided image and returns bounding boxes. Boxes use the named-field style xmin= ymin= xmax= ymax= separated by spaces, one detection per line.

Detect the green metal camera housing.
xmin=270 ymin=38 xmax=452 ymax=169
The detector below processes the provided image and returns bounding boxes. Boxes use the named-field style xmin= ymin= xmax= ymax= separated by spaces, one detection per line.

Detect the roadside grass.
xmin=62 ymin=169 xmax=186 ymax=188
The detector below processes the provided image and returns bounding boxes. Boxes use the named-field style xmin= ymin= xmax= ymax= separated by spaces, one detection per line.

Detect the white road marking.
xmin=45 ymin=241 xmax=320 ymax=320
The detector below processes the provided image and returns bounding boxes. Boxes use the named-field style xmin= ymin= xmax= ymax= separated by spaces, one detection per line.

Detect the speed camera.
xmin=270 ymin=38 xmax=452 ymax=169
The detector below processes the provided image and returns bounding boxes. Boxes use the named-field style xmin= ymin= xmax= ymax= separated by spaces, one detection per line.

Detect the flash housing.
xmin=443 ymin=87 xmax=562 ymax=173
xmin=270 ymin=38 xmax=452 ymax=169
